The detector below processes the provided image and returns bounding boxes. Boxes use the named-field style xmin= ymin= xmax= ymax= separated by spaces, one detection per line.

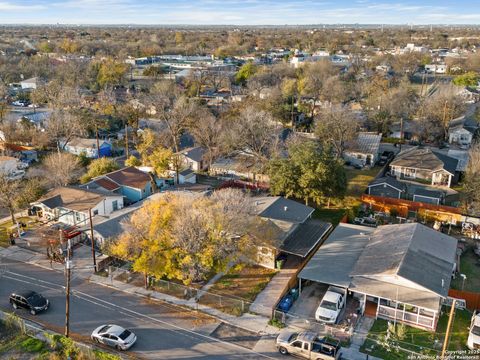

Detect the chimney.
xmin=284 ymin=206 xmax=288 ymax=211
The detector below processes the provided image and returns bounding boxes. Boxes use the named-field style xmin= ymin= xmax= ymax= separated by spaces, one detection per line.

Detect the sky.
xmin=1 ymin=0 xmax=480 ymax=25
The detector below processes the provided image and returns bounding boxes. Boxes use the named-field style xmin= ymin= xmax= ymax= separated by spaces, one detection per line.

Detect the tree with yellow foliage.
xmin=108 ymin=189 xmax=275 ymax=286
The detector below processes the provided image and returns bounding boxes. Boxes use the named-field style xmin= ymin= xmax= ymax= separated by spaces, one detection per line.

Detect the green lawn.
xmin=345 ymin=166 xmax=382 ymax=198
xmin=312 ymin=208 xmax=346 ymax=225
xmin=360 ymin=308 xmax=472 ymax=359
xmin=451 ymin=247 xmax=480 ymax=292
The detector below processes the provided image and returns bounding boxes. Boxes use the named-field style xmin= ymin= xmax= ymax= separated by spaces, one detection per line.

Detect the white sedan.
xmin=91 ymin=324 xmax=137 ymax=350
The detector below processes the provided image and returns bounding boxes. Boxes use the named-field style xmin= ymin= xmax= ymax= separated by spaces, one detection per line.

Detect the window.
xmin=93 ymin=210 xmax=99 ymax=216
xmin=292 ymin=341 xmax=302 ymax=348
xmin=112 ymin=200 xmax=118 ymax=211
xmin=303 ymin=343 xmax=309 ymax=350
xmin=403 ymin=168 xmax=416 ymax=179
xmin=75 ymin=212 xmax=82 ymax=222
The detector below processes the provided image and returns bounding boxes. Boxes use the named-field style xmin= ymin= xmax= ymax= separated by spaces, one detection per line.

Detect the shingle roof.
xmin=368 ymin=176 xmax=407 ymax=192
xmin=35 ymin=186 xmax=120 ymax=212
xmin=92 ymin=178 xmax=120 ymax=191
xmin=101 ymin=167 xmax=151 ymax=190
xmin=413 ymin=188 xmax=443 ymax=199
xmin=253 ymin=196 xmax=314 ymax=224
xmin=280 ymin=219 xmax=332 ymax=257
xmin=390 ymin=147 xmax=458 ymax=175
xmin=298 ymin=223 xmax=375 ymax=288
xmin=351 ymin=223 xmax=457 ymax=297
xmin=181 ymin=147 xmax=205 ymax=162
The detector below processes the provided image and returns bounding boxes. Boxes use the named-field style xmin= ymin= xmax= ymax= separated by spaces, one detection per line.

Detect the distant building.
xmin=344 ymin=132 xmax=382 ymax=168
xmin=62 ymin=138 xmax=112 ymax=158
xmin=20 ymin=77 xmax=42 ymax=90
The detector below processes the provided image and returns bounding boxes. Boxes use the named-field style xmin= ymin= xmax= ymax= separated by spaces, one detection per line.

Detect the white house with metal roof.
xmin=343 ymin=132 xmax=382 ymax=168
xmin=298 ymin=222 xmax=457 ymax=330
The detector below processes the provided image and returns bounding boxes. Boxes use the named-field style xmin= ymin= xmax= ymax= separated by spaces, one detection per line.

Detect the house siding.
xmin=368 ymin=184 xmax=402 ymax=199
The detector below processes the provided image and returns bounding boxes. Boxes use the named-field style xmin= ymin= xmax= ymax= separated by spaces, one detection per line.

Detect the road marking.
xmin=1 ymin=269 xmax=278 ymax=359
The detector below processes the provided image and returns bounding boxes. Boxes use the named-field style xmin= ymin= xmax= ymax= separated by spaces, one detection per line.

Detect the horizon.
xmin=1 ymin=0 xmax=480 ymax=26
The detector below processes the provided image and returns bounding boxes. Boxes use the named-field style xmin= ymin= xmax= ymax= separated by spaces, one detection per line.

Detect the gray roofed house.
xmin=179 ymin=146 xmax=207 ymax=171
xmin=298 ymin=222 xmax=457 ymax=330
xmin=412 ymin=188 xmax=444 ymax=205
xmin=343 ymin=132 xmax=382 ymax=168
xmin=390 ymin=147 xmax=459 ymax=187
xmin=253 ymin=196 xmax=314 ymax=224
xmin=367 ymin=176 xmax=407 ymax=199
xmin=298 ymin=223 xmax=375 ymax=288
xmin=280 ymin=219 xmax=332 ymax=257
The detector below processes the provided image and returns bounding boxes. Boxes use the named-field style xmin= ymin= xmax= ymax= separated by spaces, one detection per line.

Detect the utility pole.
xmin=95 ymin=123 xmax=100 ymax=159
xmin=89 ymin=209 xmax=97 ymax=273
xmin=64 ymin=234 xmax=72 ymax=338
xmin=441 ymin=299 xmax=456 ymax=359
xmin=125 ymin=123 xmax=129 ymax=158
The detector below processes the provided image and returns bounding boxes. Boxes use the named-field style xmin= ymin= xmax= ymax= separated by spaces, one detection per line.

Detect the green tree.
xmin=236 ymin=62 xmax=257 ymax=85
xmin=80 ymin=158 xmax=119 ymax=184
xmin=453 ymin=72 xmax=479 ymax=87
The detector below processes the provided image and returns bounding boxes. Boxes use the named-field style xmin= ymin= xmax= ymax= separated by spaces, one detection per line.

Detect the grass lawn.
xmin=360 ymin=307 xmax=472 ymax=359
xmin=0 ymin=216 xmax=39 ymax=248
xmin=345 ymin=166 xmax=382 ymax=198
xmin=312 ymin=208 xmax=346 ymax=226
xmin=451 ymin=247 xmax=480 ymax=292
xmin=199 ymin=265 xmax=277 ymax=315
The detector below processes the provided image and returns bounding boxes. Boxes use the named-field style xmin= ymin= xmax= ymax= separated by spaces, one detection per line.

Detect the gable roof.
xmin=68 ymin=138 xmax=110 ymax=149
xmin=413 ymin=188 xmax=443 ymax=199
xmin=390 ymin=147 xmax=458 ymax=175
xmin=253 ymin=196 xmax=314 ymax=224
xmin=368 ymin=176 xmax=407 ymax=192
xmin=35 ymin=186 xmax=119 ymax=212
xmin=181 ymin=146 xmax=205 ymax=162
xmin=100 ymin=166 xmax=151 ymax=190
xmin=351 ymin=223 xmax=457 ymax=297
xmin=91 ymin=177 xmax=121 ymax=191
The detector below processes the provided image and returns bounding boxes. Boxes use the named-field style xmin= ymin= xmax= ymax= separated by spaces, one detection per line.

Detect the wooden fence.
xmin=361 ymin=194 xmax=463 ymax=222
xmin=449 ymin=289 xmax=480 ymax=311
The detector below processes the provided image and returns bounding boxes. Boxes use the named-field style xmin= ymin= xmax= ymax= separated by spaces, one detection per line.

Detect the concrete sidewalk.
xmin=90 ymin=274 xmax=281 ymax=336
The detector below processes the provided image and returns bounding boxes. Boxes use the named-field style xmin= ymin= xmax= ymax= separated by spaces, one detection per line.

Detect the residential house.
xmin=0 ymin=143 xmax=38 ymax=162
xmin=367 ymin=176 xmax=407 ymax=199
xmin=344 ymin=132 xmax=382 ymax=168
xmin=179 ymin=146 xmax=207 ymax=171
xmin=32 ymin=187 xmax=124 ymax=226
xmin=252 ymin=196 xmax=332 ymax=269
xmin=62 ymin=138 xmax=112 ymax=158
xmin=390 ymin=147 xmax=459 ymax=187
xmin=412 ymin=188 xmax=444 ymax=205
xmin=210 ymin=154 xmax=269 ymax=183
xmin=20 ymin=77 xmax=41 ymax=90
xmin=448 ymin=116 xmax=477 ymax=148
xmin=178 ymin=168 xmax=196 ymax=184
xmin=86 ymin=166 xmax=153 ymax=204
xmin=299 ymin=223 xmax=457 ymax=330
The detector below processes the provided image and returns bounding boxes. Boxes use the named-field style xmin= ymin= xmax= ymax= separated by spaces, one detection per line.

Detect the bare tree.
xmin=45 ymin=110 xmax=84 ymax=152
xmin=190 ymin=109 xmax=223 ymax=168
xmin=0 ymin=175 xmax=22 ymax=223
xmin=463 ymin=142 xmax=480 ymax=215
xmin=315 ymin=105 xmax=359 ymax=158
xmin=43 ymin=152 xmax=81 ymax=187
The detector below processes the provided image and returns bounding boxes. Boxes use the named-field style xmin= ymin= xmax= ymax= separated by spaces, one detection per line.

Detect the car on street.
xmin=9 ymin=291 xmax=49 ymax=315
xmin=276 ymin=330 xmax=342 ymax=359
xmin=91 ymin=324 xmax=137 ymax=350
xmin=315 ymin=287 xmax=345 ymax=324
xmin=467 ymin=312 xmax=480 ymax=350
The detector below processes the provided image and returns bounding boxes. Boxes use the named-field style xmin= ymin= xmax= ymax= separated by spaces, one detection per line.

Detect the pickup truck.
xmin=276 ymin=330 xmax=342 ymax=360
xmin=315 ymin=287 xmax=346 ymax=324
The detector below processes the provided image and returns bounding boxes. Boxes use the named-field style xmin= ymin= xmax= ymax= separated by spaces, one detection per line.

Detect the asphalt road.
xmin=0 ymin=259 xmax=281 ymax=360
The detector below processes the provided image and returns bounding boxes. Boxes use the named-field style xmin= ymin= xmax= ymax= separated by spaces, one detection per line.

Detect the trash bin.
xmin=290 ymin=287 xmax=299 ymax=301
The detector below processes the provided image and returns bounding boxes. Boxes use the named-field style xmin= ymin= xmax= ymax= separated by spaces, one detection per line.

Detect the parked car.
xmin=315 ymin=287 xmax=345 ymax=324
xmin=278 ymin=294 xmax=294 ymax=312
xmin=91 ymin=324 xmax=137 ymax=350
xmin=276 ymin=330 xmax=342 ymax=359
xmin=353 ymin=217 xmax=377 ymax=227
xmin=377 ymin=151 xmax=395 ymax=166
xmin=9 ymin=291 xmax=49 ymax=315
xmin=468 ymin=313 xmax=480 ymax=350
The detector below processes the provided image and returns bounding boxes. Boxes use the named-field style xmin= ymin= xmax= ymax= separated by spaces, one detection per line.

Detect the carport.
xmin=297 ymin=223 xmax=375 ymax=315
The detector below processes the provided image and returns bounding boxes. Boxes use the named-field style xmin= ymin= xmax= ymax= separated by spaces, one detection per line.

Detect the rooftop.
xmin=253 ymin=196 xmax=314 ymax=224
xmin=100 ymin=166 xmax=151 ymax=190
xmin=390 ymin=147 xmax=458 ymax=175
xmin=347 ymin=132 xmax=382 ymax=155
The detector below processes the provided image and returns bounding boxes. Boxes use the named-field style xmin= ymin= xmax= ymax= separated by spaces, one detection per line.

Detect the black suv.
xmin=9 ymin=291 xmax=49 ymax=315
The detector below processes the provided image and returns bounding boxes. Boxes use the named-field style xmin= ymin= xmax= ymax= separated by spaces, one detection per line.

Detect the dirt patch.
xmin=210 ymin=322 xmax=260 ymax=350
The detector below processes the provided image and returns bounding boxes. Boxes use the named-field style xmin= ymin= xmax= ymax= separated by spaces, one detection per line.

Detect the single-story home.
xmin=344 ymin=132 xmax=382 ymax=168
xmin=178 ymin=168 xmax=196 ymax=184
xmin=0 ymin=143 xmax=38 ymax=162
xmin=298 ymin=222 xmax=457 ymax=331
xmin=62 ymin=138 xmax=112 ymax=158
xmin=20 ymin=77 xmax=42 ymax=90
xmin=448 ymin=116 xmax=477 ymax=148
xmin=32 ymin=186 xmax=124 ymax=226
xmin=86 ymin=166 xmax=153 ymax=203
xmin=367 ymin=176 xmax=407 ymax=199
xmin=210 ymin=154 xmax=269 ymax=183
xmin=390 ymin=147 xmax=459 ymax=187
xmin=252 ymin=196 xmax=332 ymax=269
xmin=179 ymin=146 xmax=207 ymax=172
